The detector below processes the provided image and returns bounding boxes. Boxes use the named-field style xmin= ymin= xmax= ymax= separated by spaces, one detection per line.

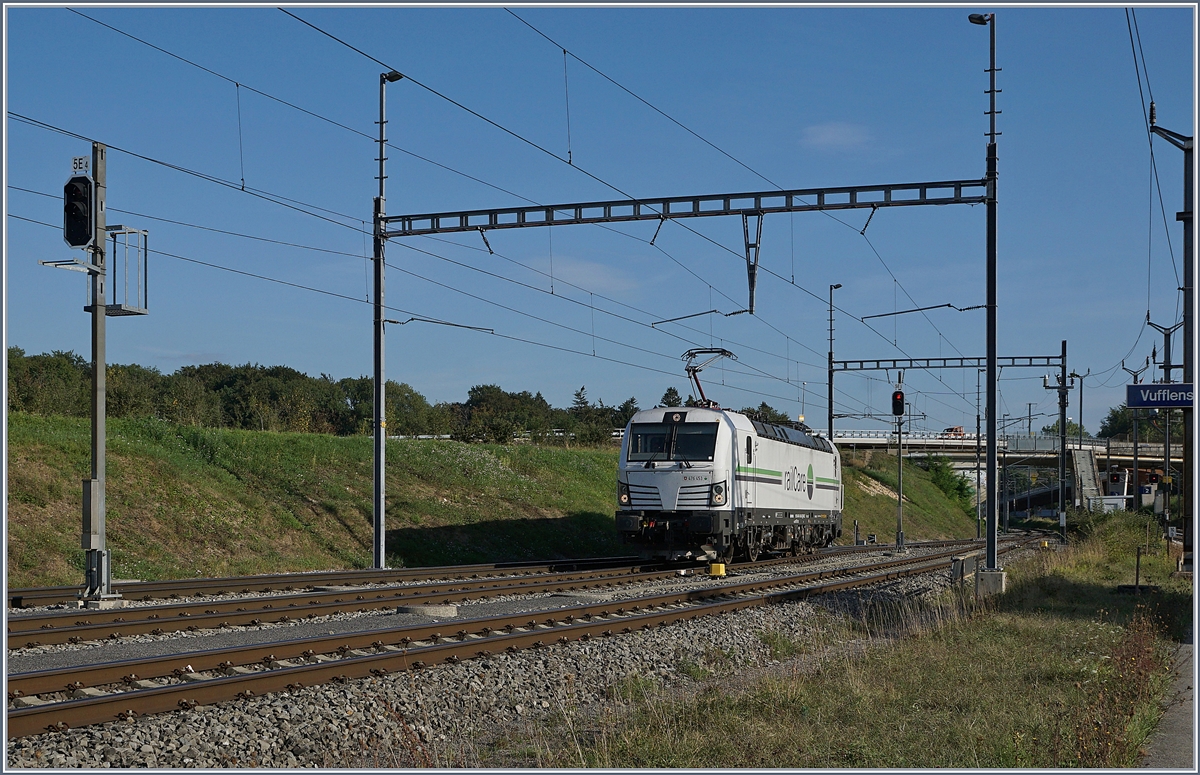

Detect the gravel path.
xmin=5 ymin=547 xmax=987 ymax=768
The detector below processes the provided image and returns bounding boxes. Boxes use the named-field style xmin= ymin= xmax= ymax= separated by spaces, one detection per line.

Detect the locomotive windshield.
xmin=627 ymin=422 xmax=718 ymax=462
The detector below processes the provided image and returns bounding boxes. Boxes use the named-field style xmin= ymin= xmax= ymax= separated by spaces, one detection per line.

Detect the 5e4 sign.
xmin=71 ymin=156 xmax=90 ymax=174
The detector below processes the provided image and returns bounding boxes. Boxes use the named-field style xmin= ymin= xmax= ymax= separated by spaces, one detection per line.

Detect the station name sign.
xmin=1126 ymin=383 xmax=1193 ymax=409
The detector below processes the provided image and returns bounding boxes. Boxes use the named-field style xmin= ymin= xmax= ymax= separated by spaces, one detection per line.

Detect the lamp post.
xmin=970 ymin=11 xmax=1000 ymax=573
xmin=1148 ymin=104 xmax=1192 ymax=564
xmin=373 ymin=69 xmax=403 ymax=570
xmin=827 ymin=283 xmax=842 ymax=439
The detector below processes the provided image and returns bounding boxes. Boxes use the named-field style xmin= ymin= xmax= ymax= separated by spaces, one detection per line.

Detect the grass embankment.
xmin=488 ymin=509 xmax=1187 ymax=768
xmin=7 ymin=413 xmax=977 ymax=588
xmin=840 ymin=449 xmax=976 ymax=541
xmin=6 ymin=413 xmax=621 ymax=588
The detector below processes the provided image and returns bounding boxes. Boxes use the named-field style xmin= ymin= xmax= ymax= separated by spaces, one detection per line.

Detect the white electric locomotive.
xmin=615 ymin=349 xmax=842 ymax=561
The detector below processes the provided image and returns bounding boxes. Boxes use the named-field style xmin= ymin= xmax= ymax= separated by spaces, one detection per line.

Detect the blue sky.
xmin=4 ymin=5 xmax=1194 ymax=434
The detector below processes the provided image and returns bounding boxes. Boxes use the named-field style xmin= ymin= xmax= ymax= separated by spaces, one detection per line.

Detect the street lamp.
xmin=372 ymin=69 xmax=403 ymax=570
xmin=1148 ymin=103 xmax=1193 ymax=568
xmin=969 ymin=10 xmax=1001 ymax=579
xmin=827 ymin=283 xmax=842 ymax=439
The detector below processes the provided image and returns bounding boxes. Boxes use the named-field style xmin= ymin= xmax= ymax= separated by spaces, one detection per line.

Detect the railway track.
xmin=7 ymin=555 xmax=647 ymax=609
xmin=7 ymin=538 xmax=1029 ymax=739
xmin=10 ymin=540 xmax=982 ymax=609
xmin=7 ymin=540 xmax=982 ymax=648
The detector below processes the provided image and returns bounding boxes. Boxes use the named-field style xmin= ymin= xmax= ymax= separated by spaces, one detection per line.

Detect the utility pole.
xmin=373 ymin=70 xmax=403 ymax=569
xmin=976 ymin=368 xmax=983 ymax=540
xmin=1026 ymin=402 xmax=1036 ymax=436
xmin=1069 ymin=369 xmax=1090 ymax=450
xmin=1149 ymin=104 xmax=1192 ymax=567
xmin=828 ymin=283 xmax=841 ymax=439
xmin=1149 ymin=317 xmax=1182 ymax=531
xmin=1123 ymin=358 xmax=1150 ymax=512
xmin=1043 ymin=341 xmax=1070 ymax=542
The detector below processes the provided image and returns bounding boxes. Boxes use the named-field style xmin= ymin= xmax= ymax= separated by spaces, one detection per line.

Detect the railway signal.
xmin=63 ymin=174 xmax=95 ymax=249
xmin=41 ymin=145 xmax=148 ymax=608
xmin=891 ymin=390 xmax=905 ymax=416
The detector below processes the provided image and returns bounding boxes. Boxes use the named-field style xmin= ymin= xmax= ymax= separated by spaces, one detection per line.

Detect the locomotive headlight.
xmin=618 ymin=482 xmax=630 ymax=506
xmin=710 ymin=481 xmax=726 ymax=506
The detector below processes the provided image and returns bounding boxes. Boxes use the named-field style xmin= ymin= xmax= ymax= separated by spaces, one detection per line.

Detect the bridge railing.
xmin=829 ymin=431 xmax=1180 ymax=458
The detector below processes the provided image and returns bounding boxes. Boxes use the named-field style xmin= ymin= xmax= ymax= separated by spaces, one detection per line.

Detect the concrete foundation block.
xmin=78 ymin=598 xmax=126 ymax=609
xmin=976 ymin=569 xmax=1007 ymax=597
xmin=397 ymin=603 xmax=458 ymax=617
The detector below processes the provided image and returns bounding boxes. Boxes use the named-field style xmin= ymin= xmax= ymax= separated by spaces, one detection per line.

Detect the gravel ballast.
xmin=6 ymin=547 xmax=1007 ymax=768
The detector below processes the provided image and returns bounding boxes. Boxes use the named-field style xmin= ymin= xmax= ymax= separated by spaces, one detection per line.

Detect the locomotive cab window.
xmin=745 ymin=435 xmax=753 ymax=464
xmin=672 ymin=423 xmax=718 ymax=461
xmin=627 ymin=423 xmax=670 ymax=460
xmin=627 ymin=422 xmax=718 ymax=462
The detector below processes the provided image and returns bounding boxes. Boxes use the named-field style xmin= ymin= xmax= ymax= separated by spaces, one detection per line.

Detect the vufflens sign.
xmin=1126 ymin=384 xmax=1194 ymax=409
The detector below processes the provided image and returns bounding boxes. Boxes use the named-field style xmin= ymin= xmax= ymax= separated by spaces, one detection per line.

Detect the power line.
xmin=406 ymin=236 xmax=827 ymax=371
xmin=68 ymin=0 xmax=816 ymax=324
xmin=79 ymin=5 xmax=954 ymax=390
xmin=506 ymin=9 xmax=785 ymax=191
xmin=275 ymin=9 xmax=889 ymax=369
xmin=11 ymin=187 xmax=973 ymax=422
xmin=12 ymin=210 xmax=812 ymax=408
xmin=10 ymin=209 xmax=813 ymax=407
xmin=67 ymin=8 xmax=552 ymax=209
xmin=9 ymin=112 xmax=368 ymax=233
xmin=17 ymin=19 xmax=982 ymax=419
xmin=10 ymin=185 xmax=366 ymax=260
xmin=1125 ymin=9 xmax=1181 ymax=303
xmin=507 ymin=12 xmax=971 ymax=357
xmin=11 ymin=181 xmax=830 ymax=393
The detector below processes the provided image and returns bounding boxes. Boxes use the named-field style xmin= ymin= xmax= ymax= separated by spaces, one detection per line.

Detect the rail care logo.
xmin=783 ymin=464 xmax=816 ymax=498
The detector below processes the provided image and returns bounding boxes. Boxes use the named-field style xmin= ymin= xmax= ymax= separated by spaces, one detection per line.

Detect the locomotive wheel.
xmin=747 ymin=537 xmax=760 ymax=563
xmin=789 ymin=541 xmax=800 ymax=558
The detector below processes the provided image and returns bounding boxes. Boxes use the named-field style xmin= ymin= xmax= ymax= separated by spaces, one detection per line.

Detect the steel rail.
xmin=6 ymin=565 xmax=687 ymax=648
xmin=8 ymin=540 xmax=981 ymax=647
xmin=9 ymin=539 xmax=978 ymax=609
xmin=8 ymin=540 xmax=1030 ymax=738
xmin=12 ymin=545 xmax=981 ymax=695
xmin=8 ymin=555 xmax=645 ymax=609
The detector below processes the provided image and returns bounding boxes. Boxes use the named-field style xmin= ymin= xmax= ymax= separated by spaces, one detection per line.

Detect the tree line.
xmin=26 ymin=346 xmax=1166 ymax=446
xmin=6 ymin=347 xmax=647 ymax=443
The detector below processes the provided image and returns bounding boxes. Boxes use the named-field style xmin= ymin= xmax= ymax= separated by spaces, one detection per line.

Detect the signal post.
xmin=71 ymin=145 xmax=122 ymax=605
xmin=46 ymin=143 xmax=148 ymax=607
xmin=892 ymin=381 xmax=906 ymax=551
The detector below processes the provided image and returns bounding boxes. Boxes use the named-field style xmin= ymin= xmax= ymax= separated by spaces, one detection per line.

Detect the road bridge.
xmin=830 ymin=430 xmax=1182 ymax=514
xmin=829 ymin=430 xmax=1181 ymax=468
